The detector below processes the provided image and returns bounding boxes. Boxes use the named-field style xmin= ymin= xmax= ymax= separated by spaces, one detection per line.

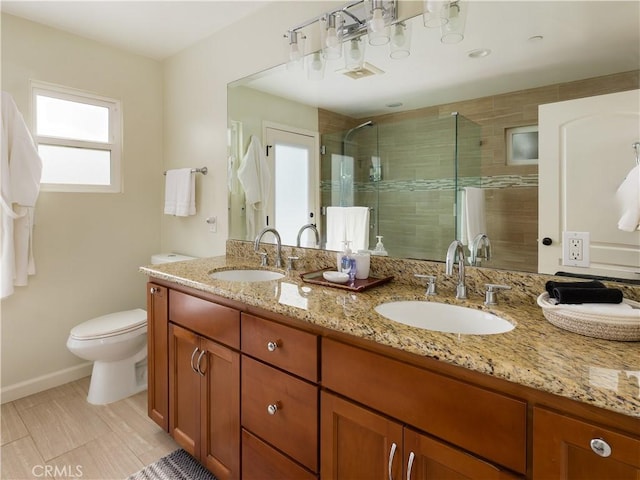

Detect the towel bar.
xmin=163 ymin=167 xmax=208 ymax=175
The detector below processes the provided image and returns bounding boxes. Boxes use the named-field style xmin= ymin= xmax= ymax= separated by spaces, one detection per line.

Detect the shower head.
xmin=344 ymin=120 xmax=374 ymax=141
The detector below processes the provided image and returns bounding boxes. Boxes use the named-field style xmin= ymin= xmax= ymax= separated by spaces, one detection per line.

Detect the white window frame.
xmin=31 ymin=81 xmax=122 ymax=193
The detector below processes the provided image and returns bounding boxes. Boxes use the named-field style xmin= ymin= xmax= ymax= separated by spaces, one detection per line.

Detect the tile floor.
xmin=1 ymin=377 xmax=179 ymax=480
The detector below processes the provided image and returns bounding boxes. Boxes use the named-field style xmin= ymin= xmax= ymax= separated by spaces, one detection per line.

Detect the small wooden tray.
xmin=300 ymin=268 xmax=393 ymax=292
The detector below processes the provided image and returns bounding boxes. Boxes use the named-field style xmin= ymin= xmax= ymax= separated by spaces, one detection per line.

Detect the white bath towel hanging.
xmin=238 ymin=136 xmax=271 ymax=240
xmin=164 ymin=168 xmax=196 ymax=216
xmin=326 ymin=206 xmax=369 ymax=252
xmin=1 ymin=91 xmax=43 ymax=298
xmin=460 ymin=187 xmax=487 ymax=245
xmin=616 ymin=165 xmax=640 ymax=231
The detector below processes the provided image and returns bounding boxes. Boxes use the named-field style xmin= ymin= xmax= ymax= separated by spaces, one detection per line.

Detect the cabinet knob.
xmin=267 ymin=341 xmax=279 ymax=352
xmin=150 ymin=287 xmax=160 ymax=294
xmin=590 ymin=438 xmax=612 ymax=457
xmin=267 ymin=403 xmax=279 ymax=415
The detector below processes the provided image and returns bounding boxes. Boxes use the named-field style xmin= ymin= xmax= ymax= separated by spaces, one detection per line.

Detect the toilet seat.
xmin=70 ymin=308 xmax=147 ymax=340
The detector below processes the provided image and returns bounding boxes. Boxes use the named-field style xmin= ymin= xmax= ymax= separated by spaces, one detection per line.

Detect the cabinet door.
xmin=200 ymin=337 xmax=240 ymax=480
xmin=404 ymin=428 xmax=520 ymax=480
xmin=321 ymin=392 xmax=403 ymax=480
xmin=533 ymin=407 xmax=640 ymax=479
xmin=168 ymin=323 xmax=201 ymax=457
xmin=147 ymin=282 xmax=168 ymax=430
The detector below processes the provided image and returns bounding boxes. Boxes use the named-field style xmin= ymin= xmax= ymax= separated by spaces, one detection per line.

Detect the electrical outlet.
xmin=562 ymin=231 xmax=590 ymax=267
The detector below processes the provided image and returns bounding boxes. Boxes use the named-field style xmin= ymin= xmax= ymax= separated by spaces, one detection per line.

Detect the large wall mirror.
xmin=228 ymin=1 xmax=639 ymax=278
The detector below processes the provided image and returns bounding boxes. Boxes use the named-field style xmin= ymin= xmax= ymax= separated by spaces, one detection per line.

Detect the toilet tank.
xmin=151 ymin=253 xmax=196 ymax=264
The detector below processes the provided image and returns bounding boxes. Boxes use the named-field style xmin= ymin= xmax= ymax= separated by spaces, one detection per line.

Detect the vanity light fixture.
xmin=390 ymin=21 xmax=411 ymax=58
xmin=440 ymin=1 xmax=466 ymax=44
xmin=423 ymin=0 xmax=450 ymax=28
xmin=285 ymin=30 xmax=306 ymax=70
xmin=346 ymin=37 xmax=366 ymax=71
xmin=365 ymin=0 xmax=395 ymax=46
xmin=284 ymin=0 xmax=469 ymax=80
xmin=307 ymin=52 xmax=326 ymax=80
xmin=321 ymin=13 xmax=344 ymax=60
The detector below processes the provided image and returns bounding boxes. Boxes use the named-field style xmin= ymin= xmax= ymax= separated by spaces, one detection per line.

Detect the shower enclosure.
xmin=320 ymin=112 xmax=481 ymax=262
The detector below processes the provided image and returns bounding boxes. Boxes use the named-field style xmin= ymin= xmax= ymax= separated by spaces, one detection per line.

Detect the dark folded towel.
xmin=545 ymin=280 xmax=606 ymax=298
xmin=552 ymin=287 xmax=623 ymax=304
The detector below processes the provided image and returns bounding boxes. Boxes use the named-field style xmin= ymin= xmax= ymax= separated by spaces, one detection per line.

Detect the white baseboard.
xmin=1 ymin=362 xmax=93 ymax=404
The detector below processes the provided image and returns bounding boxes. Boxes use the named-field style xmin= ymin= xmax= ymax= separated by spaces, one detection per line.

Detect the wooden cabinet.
xmin=322 ymin=338 xmax=527 ymax=475
xmin=533 ymin=407 xmax=640 ymax=479
xmin=167 ymin=291 xmax=241 ymax=480
xmin=169 ymin=323 xmax=240 ymax=480
xmin=240 ymin=313 xmax=319 ymax=479
xmin=147 ymin=282 xmax=168 ymax=430
xmin=321 ymin=392 xmax=519 ymax=480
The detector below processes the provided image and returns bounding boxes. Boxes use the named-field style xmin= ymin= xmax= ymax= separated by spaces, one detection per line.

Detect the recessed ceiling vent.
xmin=337 ymin=62 xmax=385 ymax=80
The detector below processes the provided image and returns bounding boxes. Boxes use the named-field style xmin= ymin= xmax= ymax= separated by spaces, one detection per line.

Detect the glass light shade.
xmin=345 ymin=38 xmax=366 ymax=71
xmin=365 ymin=0 xmax=393 ymax=46
xmin=320 ymin=13 xmax=344 ymax=60
xmin=390 ymin=22 xmax=411 ymax=59
xmin=285 ymin=31 xmax=305 ymax=70
xmin=423 ymin=0 xmax=449 ymax=28
xmin=440 ymin=1 xmax=467 ymax=44
xmin=306 ymin=52 xmax=326 ymax=80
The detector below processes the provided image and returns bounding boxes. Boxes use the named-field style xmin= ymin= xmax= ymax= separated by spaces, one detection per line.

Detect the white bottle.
xmin=371 ymin=236 xmax=388 ymax=256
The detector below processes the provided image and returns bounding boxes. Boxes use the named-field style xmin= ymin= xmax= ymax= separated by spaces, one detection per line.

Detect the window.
xmin=32 ymin=82 xmax=122 ymax=192
xmin=505 ymin=125 xmax=538 ymax=166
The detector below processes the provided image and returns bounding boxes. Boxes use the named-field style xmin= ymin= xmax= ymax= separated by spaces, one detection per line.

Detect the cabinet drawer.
xmin=322 ymin=338 xmax=527 ymax=474
xmin=242 ymin=429 xmax=317 ymax=480
xmin=169 ymin=290 xmax=239 ymax=348
xmin=241 ymin=313 xmax=318 ymax=381
xmin=242 ymin=357 xmax=318 ymax=472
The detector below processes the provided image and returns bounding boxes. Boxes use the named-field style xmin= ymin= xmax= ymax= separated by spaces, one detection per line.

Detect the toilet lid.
xmin=70 ymin=309 xmax=147 ymax=340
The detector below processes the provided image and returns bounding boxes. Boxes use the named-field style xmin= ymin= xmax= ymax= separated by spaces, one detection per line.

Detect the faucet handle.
xmin=484 ymin=283 xmax=511 ymax=305
xmin=415 ymin=274 xmax=437 ymax=296
xmin=286 ymin=256 xmax=299 ymax=272
xmin=256 ymin=251 xmax=268 ymax=267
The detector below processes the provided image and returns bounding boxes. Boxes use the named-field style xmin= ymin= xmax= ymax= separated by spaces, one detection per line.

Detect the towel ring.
xmin=633 ymin=142 xmax=640 ymax=166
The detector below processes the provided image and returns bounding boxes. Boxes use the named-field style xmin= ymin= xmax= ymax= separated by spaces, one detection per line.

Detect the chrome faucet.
xmin=254 ymin=227 xmax=283 ymax=268
xmin=445 ymin=240 xmax=467 ymax=299
xmin=296 ymin=223 xmax=320 ymax=248
xmin=470 ymin=233 xmax=491 ymax=267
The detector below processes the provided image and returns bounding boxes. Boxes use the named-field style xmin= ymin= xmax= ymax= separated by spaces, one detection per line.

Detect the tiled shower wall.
xmin=318 ymin=70 xmax=639 ymax=272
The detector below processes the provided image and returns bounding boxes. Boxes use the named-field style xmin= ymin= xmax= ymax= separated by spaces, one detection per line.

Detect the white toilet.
xmin=66 ymin=253 xmax=195 ymax=405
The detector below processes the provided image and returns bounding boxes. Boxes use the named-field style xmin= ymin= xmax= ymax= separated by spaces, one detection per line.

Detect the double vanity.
xmin=141 ymin=241 xmax=640 ymax=479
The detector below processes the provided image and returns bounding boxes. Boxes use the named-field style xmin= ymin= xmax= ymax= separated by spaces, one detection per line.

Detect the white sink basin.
xmin=374 ymin=301 xmax=514 ymax=335
xmin=209 ymin=269 xmax=284 ymax=282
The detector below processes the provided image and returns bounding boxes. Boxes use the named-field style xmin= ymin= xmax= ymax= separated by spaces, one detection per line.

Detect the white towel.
xmin=238 ymin=136 xmax=271 ymax=239
xmin=164 ymin=168 xmax=195 ymax=216
xmin=615 ymin=165 xmax=640 ymax=232
xmin=326 ymin=206 xmax=370 ymax=251
xmin=460 ymin=187 xmax=487 ymax=245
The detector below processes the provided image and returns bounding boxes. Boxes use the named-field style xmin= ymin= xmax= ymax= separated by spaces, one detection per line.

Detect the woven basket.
xmin=537 ymin=293 xmax=640 ymax=341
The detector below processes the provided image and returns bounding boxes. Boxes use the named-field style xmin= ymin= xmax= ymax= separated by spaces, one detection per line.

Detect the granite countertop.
xmin=141 ymin=255 xmax=640 ymax=419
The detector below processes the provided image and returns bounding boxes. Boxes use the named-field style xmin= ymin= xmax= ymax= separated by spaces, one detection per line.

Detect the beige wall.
xmin=161 ymin=1 xmax=338 ymax=257
xmin=1 ymin=14 xmax=163 ymax=398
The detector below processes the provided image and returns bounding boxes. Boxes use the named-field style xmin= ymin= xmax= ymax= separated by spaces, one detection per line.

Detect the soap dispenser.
xmin=371 ymin=236 xmax=388 ymax=256
xmin=337 ymin=240 xmax=353 ymax=271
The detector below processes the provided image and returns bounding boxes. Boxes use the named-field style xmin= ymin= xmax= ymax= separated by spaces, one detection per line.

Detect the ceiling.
xmin=1 ymin=1 xmax=272 ymax=60
xmin=3 ymin=1 xmax=638 ymax=117
xmin=236 ymin=1 xmax=640 ymax=117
